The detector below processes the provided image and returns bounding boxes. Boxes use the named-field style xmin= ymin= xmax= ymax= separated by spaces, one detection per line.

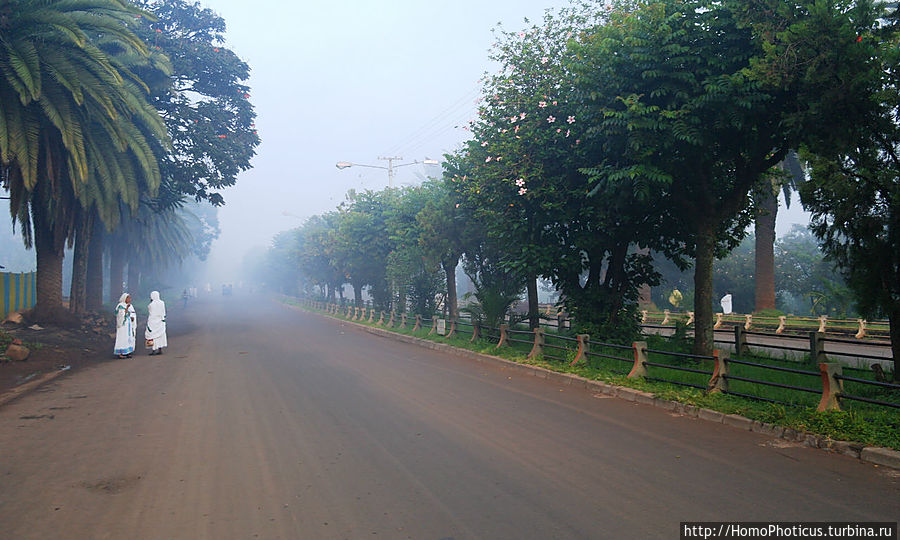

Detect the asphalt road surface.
xmin=1 ymin=294 xmax=897 ymax=539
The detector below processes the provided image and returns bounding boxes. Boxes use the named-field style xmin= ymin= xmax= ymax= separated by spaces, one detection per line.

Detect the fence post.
xmin=446 ymin=319 xmax=457 ymax=338
xmin=628 ymin=341 xmax=649 ymax=378
xmin=497 ymin=324 xmax=510 ymax=348
xmin=413 ymin=315 xmax=421 ymax=332
xmin=661 ymin=310 xmax=670 ymax=325
xmin=744 ymin=314 xmax=753 ymax=331
xmin=641 ymin=310 xmax=648 ymax=325
xmin=714 ymin=313 xmax=723 ymax=329
xmin=734 ymin=325 xmax=749 ymax=356
xmin=685 ymin=311 xmax=694 ymax=326
xmin=470 ymin=321 xmax=481 ymax=342
xmin=855 ymin=319 xmax=866 ymax=339
xmin=558 ymin=314 xmax=567 ymax=331
xmin=368 ymin=309 xmax=375 ymax=323
xmin=817 ymin=315 xmax=827 ymax=334
xmin=776 ymin=316 xmax=786 ymax=334
xmin=817 ymin=363 xmax=843 ymax=412
xmin=527 ymin=328 xmax=545 ymax=359
xmin=570 ymin=334 xmax=590 ymax=366
xmin=708 ymin=349 xmax=729 ymax=394
xmin=428 ymin=317 xmax=437 ymax=335
xmin=400 ymin=313 xmax=407 ymax=328
xmin=376 ymin=311 xmax=385 ymax=326
xmin=810 ymin=332 xmax=826 ymax=364
xmin=346 ymin=306 xmax=353 ymax=318
xmin=388 ymin=311 xmax=395 ymax=327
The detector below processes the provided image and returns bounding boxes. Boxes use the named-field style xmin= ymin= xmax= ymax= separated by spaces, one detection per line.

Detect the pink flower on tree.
xmin=540 ymin=57 xmax=549 ymax=64
xmin=515 ymin=178 xmax=526 ymax=187
xmin=518 ymin=187 xmax=527 ymax=195
xmin=567 ymin=116 xmax=576 ymax=124
xmin=519 ymin=112 xmax=526 ymax=119
xmin=539 ymin=101 xmax=547 ymax=108
xmin=481 ymin=141 xmax=488 ymax=147
xmin=547 ymin=115 xmax=556 ymax=123
xmin=485 ymin=156 xmax=493 ymax=162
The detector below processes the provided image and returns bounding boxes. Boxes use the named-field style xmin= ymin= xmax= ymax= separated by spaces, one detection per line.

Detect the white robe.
xmin=720 ymin=294 xmax=733 ymax=315
xmin=145 ymin=291 xmax=167 ymax=351
xmin=114 ymin=297 xmax=137 ymax=355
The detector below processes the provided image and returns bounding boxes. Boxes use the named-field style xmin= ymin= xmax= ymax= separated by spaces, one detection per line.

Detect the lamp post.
xmin=335 ymin=157 xmax=439 ymax=188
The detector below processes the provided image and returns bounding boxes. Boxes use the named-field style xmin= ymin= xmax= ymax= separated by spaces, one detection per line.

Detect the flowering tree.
xmin=455 ymin=7 xmax=663 ymax=337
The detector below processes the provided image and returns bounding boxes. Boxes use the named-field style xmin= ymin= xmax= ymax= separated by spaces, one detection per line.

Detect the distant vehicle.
xmin=222 ymin=283 xmax=233 ymax=296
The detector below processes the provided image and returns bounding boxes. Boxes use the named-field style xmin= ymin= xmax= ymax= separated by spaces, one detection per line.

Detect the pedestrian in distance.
xmin=145 ymin=291 xmax=167 ymax=356
xmin=182 ymin=288 xmax=189 ymax=308
xmin=720 ymin=292 xmax=733 ymax=315
xmin=114 ymin=293 xmax=136 ymax=358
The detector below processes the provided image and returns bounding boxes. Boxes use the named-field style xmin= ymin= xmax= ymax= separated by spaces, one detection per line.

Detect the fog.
xmin=193 ymin=0 xmax=570 ymax=286
xmin=0 ymin=0 xmax=813 ymax=282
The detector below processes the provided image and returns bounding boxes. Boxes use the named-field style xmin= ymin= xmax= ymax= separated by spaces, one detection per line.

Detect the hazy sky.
xmin=0 ymin=0 xmax=812 ymax=277
xmin=197 ymin=0 xmax=576 ymax=283
xmin=196 ymin=0 xmax=812 ymax=284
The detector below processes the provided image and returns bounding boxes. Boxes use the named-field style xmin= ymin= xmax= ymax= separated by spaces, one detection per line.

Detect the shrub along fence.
xmin=301 ymin=299 xmax=899 ymax=414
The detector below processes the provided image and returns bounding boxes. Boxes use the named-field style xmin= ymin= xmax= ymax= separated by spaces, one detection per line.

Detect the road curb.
xmin=0 ymin=369 xmax=68 ymax=408
xmin=291 ymin=304 xmax=900 ymax=472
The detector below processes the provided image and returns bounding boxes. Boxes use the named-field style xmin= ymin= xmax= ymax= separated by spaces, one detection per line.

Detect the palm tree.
xmin=0 ymin=0 xmax=166 ymax=321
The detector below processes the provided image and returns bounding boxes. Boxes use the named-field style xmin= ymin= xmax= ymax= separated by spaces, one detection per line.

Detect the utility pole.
xmin=378 ymin=156 xmax=403 ymax=188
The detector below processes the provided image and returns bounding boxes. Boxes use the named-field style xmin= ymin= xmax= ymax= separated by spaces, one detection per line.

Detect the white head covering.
xmin=150 ymin=291 xmax=160 ymax=302
xmin=119 ymin=292 xmax=130 ymax=304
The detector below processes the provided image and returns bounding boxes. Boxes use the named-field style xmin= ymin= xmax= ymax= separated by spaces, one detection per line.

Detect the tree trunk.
xmin=108 ymin=241 xmax=126 ymax=304
xmin=890 ymin=310 xmax=899 ymax=382
xmin=693 ymin=223 xmax=717 ymax=356
xmin=526 ymin=274 xmax=539 ymax=329
xmin=31 ymin=214 xmax=66 ymax=322
xmin=353 ymin=283 xmax=362 ymax=307
xmin=754 ymin=188 xmax=778 ymax=312
xmin=127 ymin=259 xmax=140 ymax=297
xmin=86 ymin=218 xmax=104 ymax=311
xmin=29 ymin=184 xmax=70 ymax=323
xmin=443 ymin=258 xmax=458 ymax=321
xmin=69 ymin=211 xmax=93 ymax=315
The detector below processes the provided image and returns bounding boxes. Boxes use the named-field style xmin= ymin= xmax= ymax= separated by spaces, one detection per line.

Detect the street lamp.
xmin=335 ymin=157 xmax=440 ymax=188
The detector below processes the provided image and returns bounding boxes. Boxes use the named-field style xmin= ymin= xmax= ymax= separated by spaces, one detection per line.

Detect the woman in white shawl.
xmin=145 ymin=290 xmax=167 ymax=355
xmin=114 ymin=293 xmax=137 ymax=358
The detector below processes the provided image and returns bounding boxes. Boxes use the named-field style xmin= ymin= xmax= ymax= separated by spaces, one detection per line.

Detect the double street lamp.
xmin=335 ymin=156 xmax=439 ymax=188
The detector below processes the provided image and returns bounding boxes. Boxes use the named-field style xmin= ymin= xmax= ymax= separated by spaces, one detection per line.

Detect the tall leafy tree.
xmin=571 ymin=0 xmax=878 ymax=354
xmin=798 ymin=3 xmax=900 ymax=376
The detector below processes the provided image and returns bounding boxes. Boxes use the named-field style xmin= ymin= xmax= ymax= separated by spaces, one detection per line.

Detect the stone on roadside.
xmin=2 ymin=311 xmax=24 ymax=325
xmin=5 ymin=343 xmax=30 ymax=362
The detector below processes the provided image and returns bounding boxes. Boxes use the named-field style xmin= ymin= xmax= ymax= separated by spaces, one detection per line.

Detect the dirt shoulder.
xmin=0 ymin=312 xmax=117 ymax=398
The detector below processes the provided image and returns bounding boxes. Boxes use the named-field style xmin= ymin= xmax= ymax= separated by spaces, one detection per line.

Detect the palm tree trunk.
xmin=69 ymin=210 xmax=93 ymax=315
xmin=108 ymin=241 xmax=126 ymax=304
xmin=127 ymin=259 xmax=140 ymax=297
xmin=693 ymin=222 xmax=716 ymax=356
xmin=754 ymin=188 xmax=778 ymax=312
xmin=31 ymin=199 xmax=66 ymax=322
xmin=86 ymin=217 xmax=104 ymax=311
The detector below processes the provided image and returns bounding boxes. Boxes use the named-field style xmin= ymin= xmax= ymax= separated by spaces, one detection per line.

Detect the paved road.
xmin=0 ymin=295 xmax=897 ymax=539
